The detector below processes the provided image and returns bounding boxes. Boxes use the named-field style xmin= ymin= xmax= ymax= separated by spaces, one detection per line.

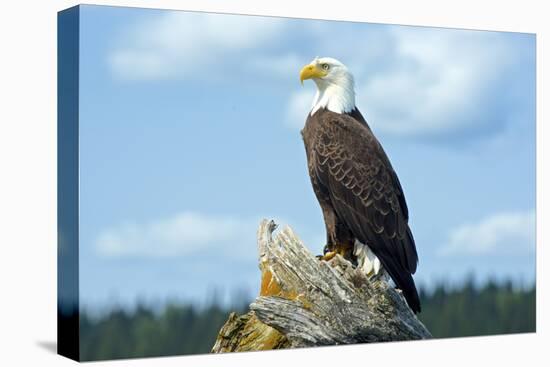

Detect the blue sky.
xmin=77 ymin=5 xmax=536 ymax=309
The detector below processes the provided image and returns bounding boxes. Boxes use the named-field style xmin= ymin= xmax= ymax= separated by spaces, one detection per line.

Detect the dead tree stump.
xmin=211 ymin=219 xmax=431 ymax=352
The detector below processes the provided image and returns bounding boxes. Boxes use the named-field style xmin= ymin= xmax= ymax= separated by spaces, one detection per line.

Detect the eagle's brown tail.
xmin=378 ymin=256 xmax=421 ymax=313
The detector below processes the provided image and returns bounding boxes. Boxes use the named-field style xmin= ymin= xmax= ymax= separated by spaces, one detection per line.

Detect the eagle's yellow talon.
xmin=320 ymin=251 xmax=337 ymax=261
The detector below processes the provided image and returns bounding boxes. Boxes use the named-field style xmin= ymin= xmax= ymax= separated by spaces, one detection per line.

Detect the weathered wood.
xmin=211 ymin=219 xmax=431 ymax=352
xmin=210 ymin=311 xmax=289 ymax=353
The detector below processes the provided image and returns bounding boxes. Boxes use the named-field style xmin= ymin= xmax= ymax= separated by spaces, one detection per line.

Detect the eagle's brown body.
xmin=301 ymin=107 xmax=421 ymax=313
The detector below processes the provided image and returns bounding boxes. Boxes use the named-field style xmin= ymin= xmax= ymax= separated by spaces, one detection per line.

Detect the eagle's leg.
xmin=317 ymin=204 xmax=337 ymax=260
xmin=318 ymin=206 xmax=355 ymax=262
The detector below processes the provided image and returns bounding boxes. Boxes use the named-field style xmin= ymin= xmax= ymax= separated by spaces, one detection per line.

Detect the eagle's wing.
xmin=312 ymin=112 xmax=420 ymax=312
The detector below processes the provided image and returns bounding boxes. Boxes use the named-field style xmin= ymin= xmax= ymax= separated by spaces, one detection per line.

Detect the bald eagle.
xmin=300 ymin=57 xmax=421 ymax=313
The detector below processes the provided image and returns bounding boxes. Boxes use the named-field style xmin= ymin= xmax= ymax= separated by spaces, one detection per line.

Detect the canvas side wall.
xmin=57 ymin=5 xmax=80 ymax=362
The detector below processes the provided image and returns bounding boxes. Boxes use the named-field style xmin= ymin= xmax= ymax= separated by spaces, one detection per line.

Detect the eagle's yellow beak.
xmin=300 ymin=63 xmax=327 ymax=85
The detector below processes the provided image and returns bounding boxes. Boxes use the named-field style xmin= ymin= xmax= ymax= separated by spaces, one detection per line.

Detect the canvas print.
xmin=58 ymin=4 xmax=536 ymax=361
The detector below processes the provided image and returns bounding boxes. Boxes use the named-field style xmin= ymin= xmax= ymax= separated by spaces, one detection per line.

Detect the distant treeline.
xmin=418 ymin=279 xmax=535 ymax=338
xmin=79 ymin=280 xmax=535 ymax=361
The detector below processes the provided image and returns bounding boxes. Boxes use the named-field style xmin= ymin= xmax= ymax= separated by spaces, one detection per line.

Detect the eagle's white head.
xmin=300 ymin=57 xmax=356 ymax=116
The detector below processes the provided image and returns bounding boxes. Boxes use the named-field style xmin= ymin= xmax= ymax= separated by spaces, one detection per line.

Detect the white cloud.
xmin=95 ymin=211 xmax=259 ymax=258
xmin=359 ymin=28 xmax=519 ymax=139
xmin=439 ymin=209 xmax=535 ymax=257
xmin=109 ymin=11 xmax=286 ymax=80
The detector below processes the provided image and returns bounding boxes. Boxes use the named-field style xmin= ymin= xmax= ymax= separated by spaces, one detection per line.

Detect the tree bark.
xmin=211 ymin=219 xmax=431 ymax=353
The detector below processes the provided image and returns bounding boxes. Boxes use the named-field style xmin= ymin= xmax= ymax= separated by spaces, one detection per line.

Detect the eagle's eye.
xmin=321 ymin=63 xmax=330 ymax=71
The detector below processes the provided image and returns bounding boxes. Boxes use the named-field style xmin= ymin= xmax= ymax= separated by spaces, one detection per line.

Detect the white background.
xmin=0 ymin=0 xmax=547 ymax=366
